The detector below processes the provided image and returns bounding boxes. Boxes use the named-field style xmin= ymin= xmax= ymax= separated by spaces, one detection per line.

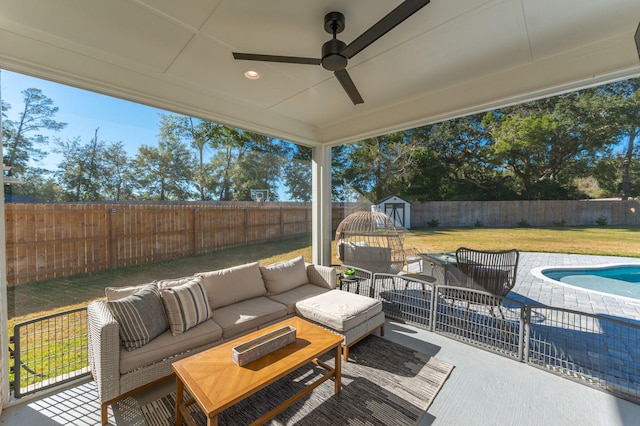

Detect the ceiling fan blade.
xmin=233 ymin=52 xmax=321 ymax=65
xmin=334 ymin=69 xmax=364 ymax=105
xmin=341 ymin=0 xmax=430 ymax=59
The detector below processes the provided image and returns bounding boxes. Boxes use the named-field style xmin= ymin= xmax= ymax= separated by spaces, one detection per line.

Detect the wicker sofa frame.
xmin=87 ymin=260 xmax=384 ymax=424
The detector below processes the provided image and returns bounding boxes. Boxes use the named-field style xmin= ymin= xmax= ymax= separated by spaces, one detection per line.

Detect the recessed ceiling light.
xmin=244 ymin=70 xmax=260 ymax=80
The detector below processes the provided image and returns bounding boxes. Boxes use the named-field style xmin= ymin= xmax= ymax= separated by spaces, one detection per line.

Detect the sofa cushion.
xmin=160 ymin=277 xmax=211 ymax=336
xmin=211 ymin=297 xmax=287 ymax=339
xmin=260 ymin=256 xmax=309 ymax=295
xmin=105 ymin=283 xmax=152 ymax=301
xmin=119 ymin=319 xmax=223 ymax=374
xmin=156 ymin=275 xmax=199 ymax=290
xmin=197 ymin=262 xmax=266 ymax=309
xmin=268 ymin=284 xmax=330 ymax=314
xmin=295 ymin=290 xmax=382 ymax=332
xmin=105 ymin=276 xmax=198 ymax=301
xmin=106 ymin=284 xmax=169 ymax=351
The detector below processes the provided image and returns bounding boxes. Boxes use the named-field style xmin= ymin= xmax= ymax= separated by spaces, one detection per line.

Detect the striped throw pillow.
xmin=107 ymin=283 xmax=169 ymax=351
xmin=160 ymin=278 xmax=211 ymax=336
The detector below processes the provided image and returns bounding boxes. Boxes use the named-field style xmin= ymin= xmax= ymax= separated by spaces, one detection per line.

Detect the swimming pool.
xmin=532 ymin=264 xmax=640 ymax=300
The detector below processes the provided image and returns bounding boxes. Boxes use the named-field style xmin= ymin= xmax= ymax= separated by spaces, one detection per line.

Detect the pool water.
xmin=540 ymin=265 xmax=640 ymax=300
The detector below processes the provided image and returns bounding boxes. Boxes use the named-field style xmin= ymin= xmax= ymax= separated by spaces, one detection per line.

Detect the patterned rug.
xmin=141 ymin=335 xmax=454 ymax=425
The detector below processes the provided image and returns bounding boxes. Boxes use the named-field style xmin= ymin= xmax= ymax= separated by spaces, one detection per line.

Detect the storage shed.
xmin=372 ymin=195 xmax=411 ymax=229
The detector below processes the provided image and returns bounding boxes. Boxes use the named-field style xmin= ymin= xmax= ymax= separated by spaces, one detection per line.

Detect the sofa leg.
xmin=379 ymin=324 xmax=385 ymax=337
xmin=101 ymin=402 xmax=108 ymax=425
xmin=342 ymin=344 xmax=349 ymax=361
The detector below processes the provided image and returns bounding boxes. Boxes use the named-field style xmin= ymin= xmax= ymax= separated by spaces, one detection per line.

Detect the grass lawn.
xmin=9 ymin=226 xmax=640 ymax=325
xmin=7 ymin=226 xmax=639 ymax=391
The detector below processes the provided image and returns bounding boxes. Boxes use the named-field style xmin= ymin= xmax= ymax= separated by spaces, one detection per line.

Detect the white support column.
xmin=0 ymin=70 xmax=8 ymax=409
xmin=312 ymin=145 xmax=332 ymax=266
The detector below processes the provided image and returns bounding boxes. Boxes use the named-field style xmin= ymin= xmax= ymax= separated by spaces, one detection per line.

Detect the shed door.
xmin=385 ymin=203 xmax=405 ymax=228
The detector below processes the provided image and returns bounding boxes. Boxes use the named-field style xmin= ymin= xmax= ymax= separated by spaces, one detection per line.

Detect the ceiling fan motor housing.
xmin=322 ymin=39 xmax=347 ymax=71
xmin=321 ymin=12 xmax=347 ymax=71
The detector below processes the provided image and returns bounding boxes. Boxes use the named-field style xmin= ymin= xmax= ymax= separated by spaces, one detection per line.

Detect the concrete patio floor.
xmin=2 ymin=252 xmax=640 ymax=425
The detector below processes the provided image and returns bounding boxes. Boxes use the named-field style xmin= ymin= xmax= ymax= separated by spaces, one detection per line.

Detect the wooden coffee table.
xmin=172 ymin=317 xmax=343 ymax=426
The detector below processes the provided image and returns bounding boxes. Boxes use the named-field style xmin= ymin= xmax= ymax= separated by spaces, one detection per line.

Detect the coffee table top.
xmin=172 ymin=316 xmax=343 ymax=417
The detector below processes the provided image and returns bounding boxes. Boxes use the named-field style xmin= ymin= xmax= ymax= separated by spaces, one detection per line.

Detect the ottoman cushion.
xmin=295 ymin=290 xmax=382 ymax=332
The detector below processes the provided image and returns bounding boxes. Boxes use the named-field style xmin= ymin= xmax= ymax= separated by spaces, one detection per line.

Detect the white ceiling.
xmin=1 ymin=0 xmax=639 ymax=147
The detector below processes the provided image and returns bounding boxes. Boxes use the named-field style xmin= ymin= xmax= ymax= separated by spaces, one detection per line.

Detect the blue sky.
xmin=1 ymin=69 xmax=166 ymax=171
xmin=1 ymin=69 xmax=299 ymax=201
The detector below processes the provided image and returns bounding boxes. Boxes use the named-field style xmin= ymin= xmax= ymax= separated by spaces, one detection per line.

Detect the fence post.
xmin=243 ymin=209 xmax=249 ymax=244
xmin=522 ymin=306 xmax=530 ymax=362
xmin=108 ymin=208 xmax=118 ymax=269
xmin=280 ymin=207 xmax=284 ymax=238
xmin=191 ymin=208 xmax=198 ymax=255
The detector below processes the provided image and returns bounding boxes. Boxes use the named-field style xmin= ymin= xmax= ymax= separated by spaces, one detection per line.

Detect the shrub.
xmin=517 ymin=219 xmax=530 ymax=227
xmin=553 ymin=219 xmax=567 ymax=227
xmin=474 ymin=219 xmax=483 ymax=227
xmin=427 ymin=218 xmax=440 ymax=227
xmin=596 ymin=215 xmax=608 ymax=226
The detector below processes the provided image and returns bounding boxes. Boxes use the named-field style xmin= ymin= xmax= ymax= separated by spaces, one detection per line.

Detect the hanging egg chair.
xmin=335 ymin=210 xmax=406 ymax=274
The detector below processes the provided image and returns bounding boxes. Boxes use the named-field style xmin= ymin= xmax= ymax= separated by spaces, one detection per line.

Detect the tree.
xmin=54 ymin=128 xmax=109 ymax=201
xmin=407 ymin=115 xmax=514 ymax=201
xmin=102 ymin=141 xmax=133 ymax=201
xmin=338 ymin=132 xmax=420 ymax=202
xmin=484 ymin=93 xmax=618 ymax=200
xmin=283 ymin=145 xmax=312 ymax=202
xmin=131 ymin=135 xmax=195 ymax=200
xmin=230 ymin=134 xmax=284 ymax=201
xmin=158 ymin=115 xmax=221 ymax=200
xmin=10 ymin=170 xmax=64 ymax=202
xmin=597 ymin=78 xmax=640 ymax=199
xmin=2 ymin=88 xmax=66 ymax=176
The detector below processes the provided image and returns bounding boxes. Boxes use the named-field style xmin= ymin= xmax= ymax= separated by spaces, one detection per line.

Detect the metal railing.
xmin=335 ymin=270 xmax=640 ymax=404
xmin=9 ymin=269 xmax=640 ymax=403
xmin=11 ymin=307 xmax=90 ymax=397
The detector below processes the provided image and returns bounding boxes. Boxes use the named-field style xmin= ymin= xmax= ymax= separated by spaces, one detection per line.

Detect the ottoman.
xmin=295 ymin=290 xmax=385 ymax=360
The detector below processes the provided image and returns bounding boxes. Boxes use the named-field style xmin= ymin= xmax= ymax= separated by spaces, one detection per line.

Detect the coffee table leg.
xmin=175 ymin=378 xmax=184 ymax=426
xmin=334 ymin=345 xmax=341 ymax=394
xmin=208 ymin=414 xmax=218 ymax=426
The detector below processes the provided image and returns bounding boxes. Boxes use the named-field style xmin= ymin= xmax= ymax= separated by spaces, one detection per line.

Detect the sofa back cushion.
xmin=160 ymin=277 xmax=211 ymax=336
xmin=105 ymin=276 xmax=198 ymax=301
xmin=106 ymin=283 xmax=169 ymax=351
xmin=197 ymin=262 xmax=266 ymax=309
xmin=105 ymin=283 xmax=152 ymax=301
xmin=260 ymin=256 xmax=309 ymax=295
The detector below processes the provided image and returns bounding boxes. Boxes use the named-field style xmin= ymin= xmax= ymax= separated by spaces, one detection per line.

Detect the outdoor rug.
xmin=140 ymin=335 xmax=454 ymax=425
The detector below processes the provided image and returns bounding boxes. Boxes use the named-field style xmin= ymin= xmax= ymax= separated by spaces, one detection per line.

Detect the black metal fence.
xmin=336 ymin=268 xmax=640 ymax=404
xmin=11 ymin=307 xmax=90 ymax=397
xmin=9 ymin=269 xmax=640 ymax=404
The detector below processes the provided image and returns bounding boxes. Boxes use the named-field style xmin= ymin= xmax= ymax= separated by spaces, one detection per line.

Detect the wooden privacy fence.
xmin=7 ymin=199 xmax=638 ymax=285
xmin=5 ymin=202 xmax=354 ymax=286
xmin=411 ymin=199 xmax=640 ymax=228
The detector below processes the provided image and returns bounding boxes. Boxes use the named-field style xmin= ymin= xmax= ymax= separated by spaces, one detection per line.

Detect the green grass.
xmin=9 ymin=227 xmax=640 ymax=324
xmin=404 ymin=227 xmax=640 ymax=258
xmin=8 ymin=226 xmax=639 ymax=391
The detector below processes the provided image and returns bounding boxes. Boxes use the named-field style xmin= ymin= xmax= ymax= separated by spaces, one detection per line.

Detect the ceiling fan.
xmin=232 ymin=0 xmax=431 ymax=105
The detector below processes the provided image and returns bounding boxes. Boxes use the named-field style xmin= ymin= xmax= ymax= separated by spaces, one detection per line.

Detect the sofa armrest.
xmin=87 ymin=300 xmax=121 ymax=403
xmin=306 ymin=264 xmax=337 ymax=289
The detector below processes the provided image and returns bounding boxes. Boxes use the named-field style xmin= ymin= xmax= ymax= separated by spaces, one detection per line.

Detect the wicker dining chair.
xmin=444 ymin=247 xmax=519 ymax=324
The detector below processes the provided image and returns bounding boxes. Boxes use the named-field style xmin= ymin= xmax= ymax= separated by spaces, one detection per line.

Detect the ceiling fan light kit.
xmin=232 ymin=0 xmax=431 ymax=105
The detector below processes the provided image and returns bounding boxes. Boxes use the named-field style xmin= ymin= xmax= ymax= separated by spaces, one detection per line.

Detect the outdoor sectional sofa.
xmin=87 ymin=256 xmax=385 ymax=424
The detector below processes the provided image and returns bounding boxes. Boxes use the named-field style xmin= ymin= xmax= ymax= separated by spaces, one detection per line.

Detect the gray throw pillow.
xmin=160 ymin=278 xmax=211 ymax=336
xmin=107 ymin=283 xmax=169 ymax=351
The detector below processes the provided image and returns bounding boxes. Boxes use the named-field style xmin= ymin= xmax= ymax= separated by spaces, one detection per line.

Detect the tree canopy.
xmin=3 ymin=78 xmax=639 ymax=203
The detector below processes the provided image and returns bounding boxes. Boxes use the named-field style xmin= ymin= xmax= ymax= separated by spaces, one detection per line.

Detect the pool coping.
xmin=531 ymin=263 xmax=640 ymax=303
